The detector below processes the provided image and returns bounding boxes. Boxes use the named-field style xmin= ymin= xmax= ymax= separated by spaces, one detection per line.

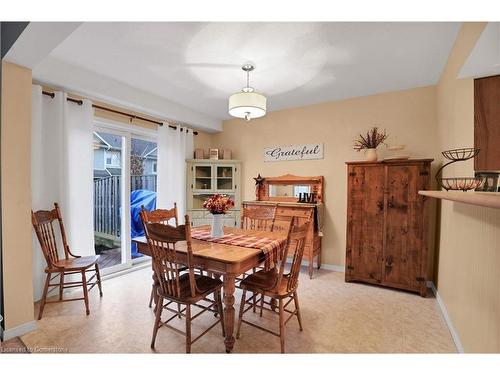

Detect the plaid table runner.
xmin=190 ymin=227 xmax=286 ymax=267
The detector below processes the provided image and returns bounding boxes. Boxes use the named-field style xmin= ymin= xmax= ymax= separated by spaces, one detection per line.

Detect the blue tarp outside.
xmin=130 ymin=189 xmax=156 ymax=257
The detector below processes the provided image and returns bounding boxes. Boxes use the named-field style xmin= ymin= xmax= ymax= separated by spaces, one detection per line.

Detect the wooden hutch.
xmin=242 ymin=174 xmax=324 ymax=279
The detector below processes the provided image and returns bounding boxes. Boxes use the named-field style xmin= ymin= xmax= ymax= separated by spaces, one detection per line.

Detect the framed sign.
xmin=209 ymin=148 xmax=219 ymax=160
xmin=264 ymin=143 xmax=324 ymax=162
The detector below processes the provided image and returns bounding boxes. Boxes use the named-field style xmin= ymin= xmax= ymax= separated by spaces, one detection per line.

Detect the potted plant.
xmin=353 ymin=127 xmax=389 ymax=161
xmin=202 ymin=194 xmax=235 ymax=238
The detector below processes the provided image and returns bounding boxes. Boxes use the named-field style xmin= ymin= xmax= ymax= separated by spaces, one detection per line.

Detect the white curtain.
xmin=31 ymin=85 xmax=94 ymax=301
xmin=157 ymin=123 xmax=194 ymax=224
xmin=60 ymin=95 xmax=95 ymax=259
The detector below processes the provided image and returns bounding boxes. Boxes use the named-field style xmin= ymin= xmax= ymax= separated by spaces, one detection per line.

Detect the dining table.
xmin=132 ymin=225 xmax=288 ymax=353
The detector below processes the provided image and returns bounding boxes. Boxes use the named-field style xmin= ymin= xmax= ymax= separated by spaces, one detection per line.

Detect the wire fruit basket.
xmin=435 ymin=148 xmax=483 ymax=191
xmin=441 ymin=147 xmax=480 ymax=161
xmin=439 ymin=177 xmax=484 ymax=192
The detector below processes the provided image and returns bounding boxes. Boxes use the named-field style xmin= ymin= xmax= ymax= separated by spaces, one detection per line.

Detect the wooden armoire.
xmin=345 ymin=159 xmax=433 ymax=296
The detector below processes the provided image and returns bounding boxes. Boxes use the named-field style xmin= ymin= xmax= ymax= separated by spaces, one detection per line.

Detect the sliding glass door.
xmin=93 ymin=130 xmax=128 ymax=274
xmin=130 ymin=136 xmax=157 ymax=265
xmin=93 ymin=121 xmax=157 ymax=275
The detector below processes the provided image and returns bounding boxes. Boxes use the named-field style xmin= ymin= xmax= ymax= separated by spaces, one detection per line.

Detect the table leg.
xmin=223 ymin=274 xmax=236 ymax=353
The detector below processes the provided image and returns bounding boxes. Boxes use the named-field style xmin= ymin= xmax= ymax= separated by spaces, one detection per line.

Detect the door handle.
xmin=376 ymin=201 xmax=384 ymax=212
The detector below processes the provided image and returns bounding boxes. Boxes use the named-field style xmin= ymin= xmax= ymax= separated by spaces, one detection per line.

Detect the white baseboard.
xmin=1 ymin=320 xmax=37 ymax=341
xmin=428 ymin=282 xmax=464 ymax=353
xmin=299 ymin=259 xmax=345 ymax=273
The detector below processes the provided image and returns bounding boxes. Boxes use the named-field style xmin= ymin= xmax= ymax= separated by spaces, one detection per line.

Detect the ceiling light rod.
xmin=242 ymin=63 xmax=254 ymax=92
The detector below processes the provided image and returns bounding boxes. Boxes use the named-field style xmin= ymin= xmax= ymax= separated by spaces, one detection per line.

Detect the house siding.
xmin=94 ymin=149 xmax=105 ymax=170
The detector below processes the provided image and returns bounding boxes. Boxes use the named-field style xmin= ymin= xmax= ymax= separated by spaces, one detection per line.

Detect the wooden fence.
xmin=94 ymin=175 xmax=157 ymax=238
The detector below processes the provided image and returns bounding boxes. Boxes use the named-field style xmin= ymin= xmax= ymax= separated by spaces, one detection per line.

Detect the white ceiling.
xmin=3 ymin=22 xmax=81 ymax=68
xmin=459 ymin=22 xmax=498 ymax=79
xmin=36 ymin=22 xmax=461 ymax=122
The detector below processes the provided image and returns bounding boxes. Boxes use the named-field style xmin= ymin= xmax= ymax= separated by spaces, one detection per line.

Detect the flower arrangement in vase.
xmin=203 ymin=194 xmax=235 ymax=238
xmin=353 ymin=127 xmax=389 ymax=161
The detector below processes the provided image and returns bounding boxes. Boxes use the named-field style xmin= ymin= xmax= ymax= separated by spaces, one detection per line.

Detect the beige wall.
xmin=434 ymin=22 xmax=500 ymax=353
xmin=212 ymin=86 xmax=441 ymax=268
xmin=1 ymin=61 xmax=34 ymax=330
xmin=193 ymin=130 xmax=213 ymax=154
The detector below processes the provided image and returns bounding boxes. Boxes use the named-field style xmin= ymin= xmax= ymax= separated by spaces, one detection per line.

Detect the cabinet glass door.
xmin=193 ymin=165 xmax=212 ymax=191
xmin=216 ymin=165 xmax=234 ymax=191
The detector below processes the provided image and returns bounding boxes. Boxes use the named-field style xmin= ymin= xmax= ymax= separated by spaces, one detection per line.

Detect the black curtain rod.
xmin=41 ymin=90 xmax=198 ymax=135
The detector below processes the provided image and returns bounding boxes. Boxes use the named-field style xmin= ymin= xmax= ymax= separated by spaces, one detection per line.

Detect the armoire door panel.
xmin=384 ymin=165 xmax=422 ymax=289
xmin=347 ymin=165 xmax=384 ymax=282
xmin=413 ymin=166 xmax=430 ymax=292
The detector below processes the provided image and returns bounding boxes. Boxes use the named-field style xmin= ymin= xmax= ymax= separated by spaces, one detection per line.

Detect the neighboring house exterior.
xmin=93 ymin=132 xmax=157 ymax=180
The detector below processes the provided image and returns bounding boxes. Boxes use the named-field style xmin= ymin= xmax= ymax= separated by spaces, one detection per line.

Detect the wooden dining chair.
xmin=236 ymin=217 xmax=311 ymax=353
xmin=241 ymin=204 xmax=277 ymax=232
xmin=141 ymin=214 xmax=225 ymax=353
xmin=240 ymin=204 xmax=281 ymax=308
xmin=32 ymin=203 xmax=103 ymax=319
xmin=141 ymin=204 xmax=179 ymax=308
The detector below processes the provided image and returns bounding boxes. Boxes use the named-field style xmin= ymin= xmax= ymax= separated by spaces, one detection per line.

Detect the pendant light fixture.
xmin=228 ymin=63 xmax=267 ymax=121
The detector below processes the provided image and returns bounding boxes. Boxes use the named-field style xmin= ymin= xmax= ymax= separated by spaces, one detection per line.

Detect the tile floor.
xmin=20 ymin=266 xmax=456 ymax=353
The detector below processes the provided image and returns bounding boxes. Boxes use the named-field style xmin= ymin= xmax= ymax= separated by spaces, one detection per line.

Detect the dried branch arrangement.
xmin=353 ymin=127 xmax=388 ymax=151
